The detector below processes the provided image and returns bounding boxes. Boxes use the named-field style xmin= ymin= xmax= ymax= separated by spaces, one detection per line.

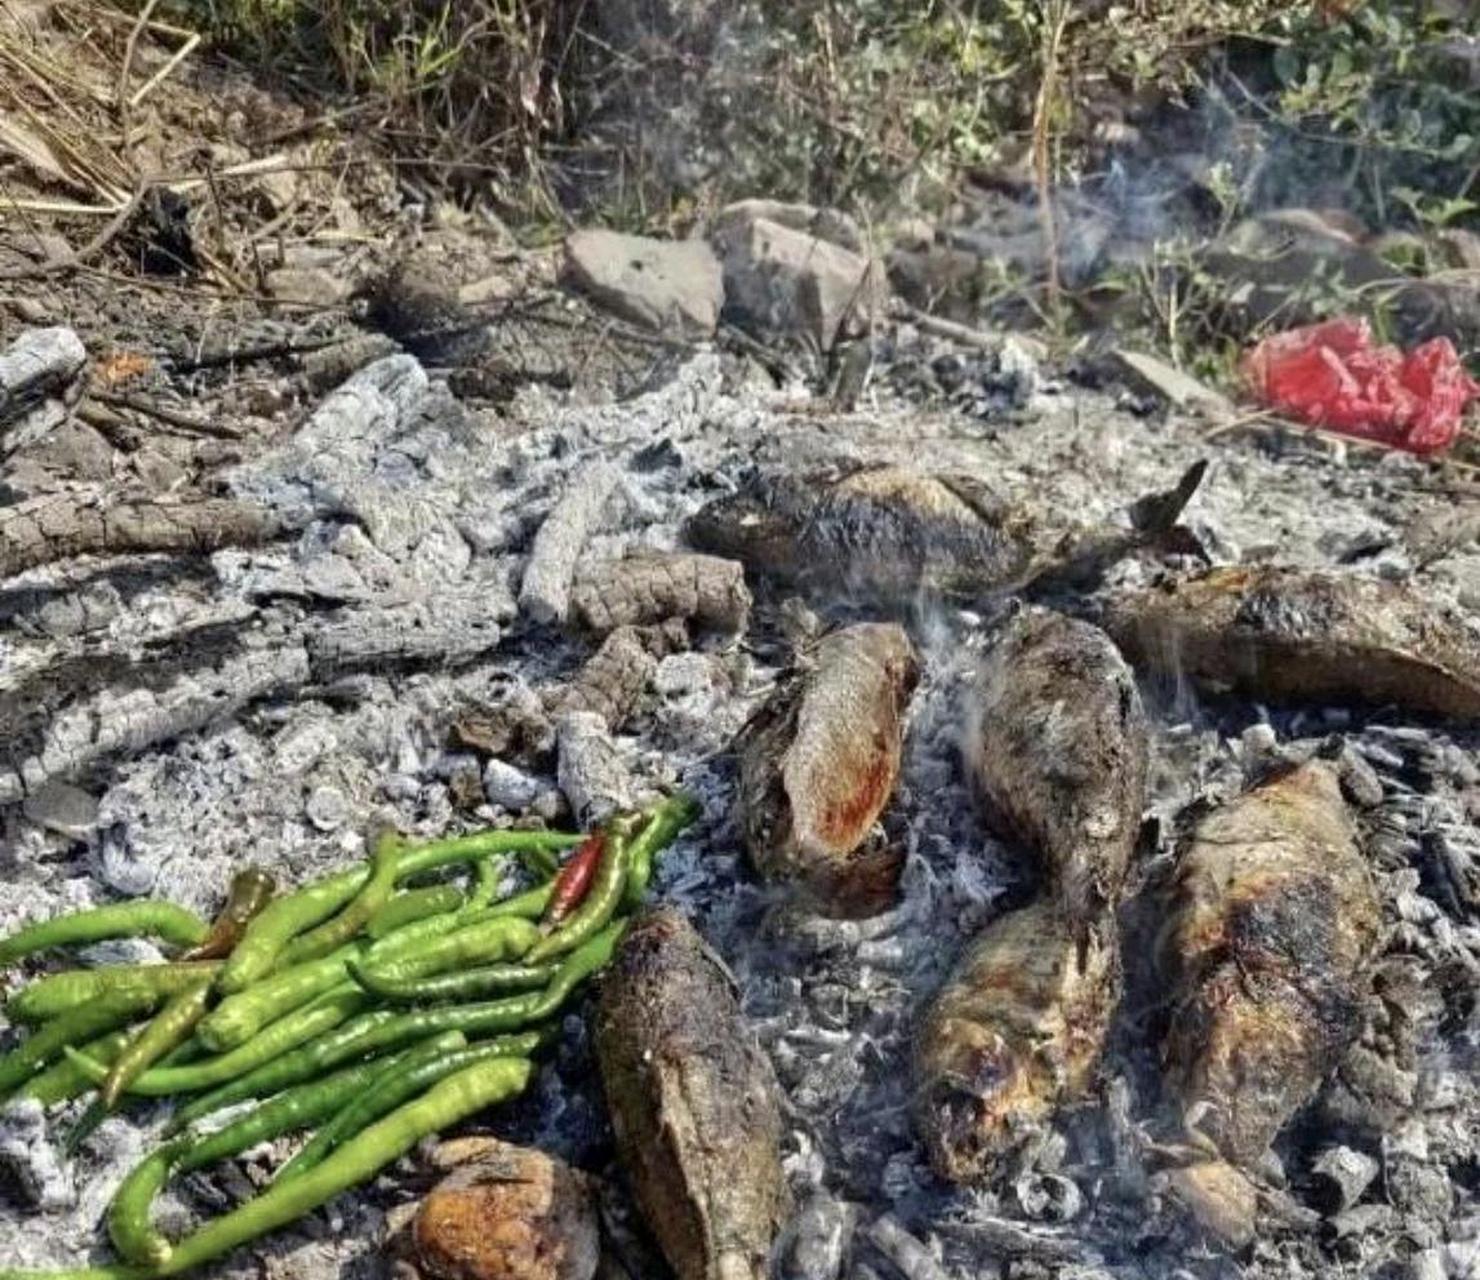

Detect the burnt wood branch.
xmin=544 ymin=622 xmax=687 ymax=728
xmin=594 ymin=908 xmax=787 ymax=1280
xmin=519 ymin=461 xmax=622 ymax=624
xmin=0 ymin=493 xmax=284 ymax=581
xmin=0 ymin=328 xmax=87 ymax=455
xmin=569 ymin=552 xmax=750 ymax=634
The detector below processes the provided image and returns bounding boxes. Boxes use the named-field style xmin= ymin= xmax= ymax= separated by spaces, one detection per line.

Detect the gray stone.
xmin=711 ymin=199 xmax=864 ymax=253
xmin=711 ymin=215 xmax=889 ymax=352
xmin=21 ymin=780 xmax=100 ymax=839
xmin=563 ymin=230 xmax=722 ymax=339
xmin=305 ymin=785 xmax=349 ymax=832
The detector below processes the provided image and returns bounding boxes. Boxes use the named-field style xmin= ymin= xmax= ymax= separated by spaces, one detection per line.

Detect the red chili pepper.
xmin=541 ymin=835 xmax=605 ymax=930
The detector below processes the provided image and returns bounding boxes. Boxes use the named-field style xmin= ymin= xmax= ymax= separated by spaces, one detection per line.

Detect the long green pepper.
xmin=0 ymin=902 xmax=209 ymax=966
xmin=356 ymin=960 xmax=557 ymax=1005
xmin=622 ymin=792 xmax=701 ymax=909
xmin=273 ymin=1030 xmax=468 ymax=1182
xmin=8 ymin=963 xmax=220 ymax=1026
xmin=108 ymin=1141 xmax=184 ymax=1267
xmin=198 ymin=943 xmax=363 ymax=1051
xmin=66 ymin=983 xmax=368 ymax=1096
xmin=349 ymin=916 xmax=538 ymax=992
xmin=0 ymin=987 xmax=166 ymax=1099
xmin=277 ymin=832 xmax=401 ymax=968
xmin=365 ymin=885 xmax=463 ymax=940
xmin=17 ymin=1030 xmax=132 ymax=1107
xmin=180 ymin=869 xmax=276 ymax=963
xmin=102 ymin=980 xmax=215 ymax=1109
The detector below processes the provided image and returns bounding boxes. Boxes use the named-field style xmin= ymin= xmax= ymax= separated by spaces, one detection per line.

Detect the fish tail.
xmin=1127 ymin=459 xmax=1208 ymax=535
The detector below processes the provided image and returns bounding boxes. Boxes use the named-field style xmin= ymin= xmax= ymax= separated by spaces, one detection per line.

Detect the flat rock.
xmin=712 ymin=214 xmax=889 ymax=351
xmin=711 ymin=199 xmax=863 ymax=253
xmin=21 ymin=780 xmax=100 ymax=839
xmin=563 ymin=230 xmax=722 ymax=339
xmin=1113 ymin=349 xmax=1233 ymax=419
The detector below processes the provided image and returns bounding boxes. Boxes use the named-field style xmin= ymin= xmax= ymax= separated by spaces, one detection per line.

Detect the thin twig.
xmin=129 ymin=32 xmax=199 ymax=109
xmin=0 ymin=180 xmax=149 ymax=280
xmin=89 ymin=390 xmax=245 ymax=439
xmin=117 ymin=0 xmax=161 ymax=150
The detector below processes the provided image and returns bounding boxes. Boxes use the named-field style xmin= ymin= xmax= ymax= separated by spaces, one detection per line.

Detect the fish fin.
xmin=1127 ymin=459 xmax=1208 ymax=534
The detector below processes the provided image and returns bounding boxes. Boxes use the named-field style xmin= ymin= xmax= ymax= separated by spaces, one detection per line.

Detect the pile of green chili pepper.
xmin=0 ymin=792 xmax=699 ymax=1280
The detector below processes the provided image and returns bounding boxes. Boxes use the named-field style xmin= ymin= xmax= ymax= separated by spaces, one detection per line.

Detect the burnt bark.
xmin=570 ymin=552 xmax=750 ymax=634
xmin=519 ymin=462 xmax=622 ymax=624
xmin=0 ymin=493 xmax=283 ymax=581
xmin=544 ymin=622 xmax=687 ymax=729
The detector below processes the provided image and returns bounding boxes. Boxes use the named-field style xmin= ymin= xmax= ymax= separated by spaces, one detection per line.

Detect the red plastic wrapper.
xmin=1240 ymin=317 xmax=1480 ymax=455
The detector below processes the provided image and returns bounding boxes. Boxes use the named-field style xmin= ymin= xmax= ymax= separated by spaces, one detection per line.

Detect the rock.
xmin=21 ymin=780 xmax=100 ymax=839
xmin=712 ymin=200 xmax=864 ymax=253
xmin=1113 ymin=350 xmax=1232 ymax=419
xmin=711 ymin=214 xmax=888 ymax=352
xmin=562 ymin=231 xmax=722 ymax=339
xmin=1161 ymin=1160 xmax=1257 ymax=1248
xmin=886 ymin=245 xmax=982 ymax=320
xmin=266 ymin=267 xmax=351 ymax=306
xmin=483 ymin=759 xmax=543 ymax=811
xmin=304 ymin=785 xmax=349 ymax=832
xmin=397 ymin=1138 xmax=599 ymax=1280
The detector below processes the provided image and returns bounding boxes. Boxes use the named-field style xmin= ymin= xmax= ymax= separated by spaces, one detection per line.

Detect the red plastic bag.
xmin=1240 ymin=317 xmax=1479 ymax=455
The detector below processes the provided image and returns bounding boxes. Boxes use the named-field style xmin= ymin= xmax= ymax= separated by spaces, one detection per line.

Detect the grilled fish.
xmin=1105 ymin=565 xmax=1480 ymax=721
xmin=738 ymin=622 xmax=919 ymax=916
xmin=686 ymin=460 xmax=1206 ymax=606
xmin=594 ymin=908 xmax=787 ymax=1280
xmin=1160 ymin=760 xmax=1382 ymax=1165
xmin=964 ymin=608 xmax=1148 ymax=936
xmin=914 ymin=901 xmax=1118 ymax=1184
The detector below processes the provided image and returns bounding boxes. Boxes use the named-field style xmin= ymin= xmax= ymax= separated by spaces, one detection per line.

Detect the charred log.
xmin=570 ymin=553 xmax=750 ymax=635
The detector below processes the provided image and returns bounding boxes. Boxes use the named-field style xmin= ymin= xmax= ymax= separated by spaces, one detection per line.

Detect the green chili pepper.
xmin=180 ymin=869 xmax=276 ymax=962
xmin=518 ymin=845 xmax=561 ymax=882
xmin=175 ymin=1053 xmax=411 ymax=1173
xmin=274 ymin=1031 xmax=479 ymax=1183
xmin=366 ymin=885 xmax=464 ymax=940
xmin=525 ymin=821 xmax=636 ymax=963
xmin=278 ymin=832 xmax=402 ymax=968
xmin=349 ymin=916 xmax=538 ymax=992
xmin=109 ymin=1140 xmax=185 ymax=1267
xmin=102 ymin=980 xmax=215 ymax=1109
xmin=145 ymin=1056 xmax=533 ymax=1274
xmin=17 ymin=1029 xmax=132 ymax=1106
xmin=355 ymin=960 xmax=557 ymax=1005
xmin=0 ymin=987 xmax=166 ymax=1100
xmin=0 ymin=902 xmax=209 ymax=967
xmin=198 ymin=944 xmax=363 ymax=1052
xmin=65 ymin=983 xmax=368 ymax=1096
xmin=7 ymin=962 xmax=221 ymax=1025
xmin=623 ymin=792 xmax=701 ymax=909
xmin=215 ymin=830 xmax=582 ymax=995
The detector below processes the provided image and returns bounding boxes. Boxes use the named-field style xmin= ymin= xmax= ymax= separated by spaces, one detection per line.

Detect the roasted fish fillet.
xmin=1160 ymin=760 xmax=1382 ymax=1165
xmin=738 ymin=622 xmax=919 ymax=916
xmin=686 ymin=460 xmax=1205 ymax=605
xmin=594 ymin=908 xmax=786 ymax=1280
xmin=965 ymin=608 xmax=1148 ymax=936
xmin=914 ymin=901 xmax=1118 ymax=1184
xmin=1105 ymin=565 xmax=1480 ymax=721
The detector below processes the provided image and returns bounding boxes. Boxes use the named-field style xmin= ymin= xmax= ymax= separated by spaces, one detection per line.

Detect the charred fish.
xmin=914 ymin=900 xmax=1118 ymax=1184
xmin=594 ymin=908 xmax=787 ymax=1280
xmin=1105 ymin=565 xmax=1480 ymax=721
xmin=738 ymin=622 xmax=919 ymax=916
xmin=686 ymin=460 xmax=1206 ymax=606
xmin=964 ymin=608 xmax=1148 ymax=937
xmin=1160 ymin=760 xmax=1382 ymax=1166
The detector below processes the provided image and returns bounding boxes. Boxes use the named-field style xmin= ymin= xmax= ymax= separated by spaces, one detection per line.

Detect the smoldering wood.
xmin=0 ymin=328 xmax=86 ymax=449
xmin=544 ymin=622 xmax=687 ymax=728
xmin=0 ymin=493 xmax=284 ymax=581
xmin=556 ymin=710 xmax=635 ymax=826
xmin=306 ymin=595 xmax=504 ymax=678
xmin=0 ymin=643 xmax=310 ymax=805
xmin=569 ymin=552 xmax=751 ymax=634
xmin=519 ymin=461 xmax=622 ymax=624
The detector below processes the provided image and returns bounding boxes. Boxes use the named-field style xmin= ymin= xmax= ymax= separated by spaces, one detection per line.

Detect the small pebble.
xmin=305 ymin=785 xmax=349 ymax=832
xmin=484 ymin=759 xmax=542 ymax=811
